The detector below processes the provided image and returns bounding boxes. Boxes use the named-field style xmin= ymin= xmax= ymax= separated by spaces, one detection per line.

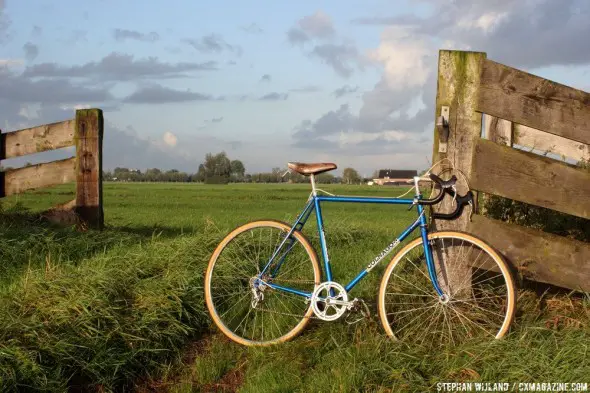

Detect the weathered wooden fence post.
xmin=75 ymin=108 xmax=104 ymax=229
xmin=430 ymin=50 xmax=487 ymax=293
xmin=0 ymin=128 xmax=4 ymax=198
xmin=431 ymin=50 xmax=486 ymax=212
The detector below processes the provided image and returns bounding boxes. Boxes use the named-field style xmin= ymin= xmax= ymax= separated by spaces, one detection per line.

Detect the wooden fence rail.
xmin=0 ymin=108 xmax=104 ymax=229
xmin=431 ymin=50 xmax=590 ymax=292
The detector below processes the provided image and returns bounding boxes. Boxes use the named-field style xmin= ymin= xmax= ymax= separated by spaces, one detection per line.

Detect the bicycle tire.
xmin=378 ymin=231 xmax=516 ymax=347
xmin=205 ymin=220 xmax=321 ymax=346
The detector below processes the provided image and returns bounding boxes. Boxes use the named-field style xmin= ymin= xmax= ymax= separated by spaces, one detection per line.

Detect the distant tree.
xmin=271 ymin=167 xmax=283 ymax=183
xmin=165 ymin=169 xmax=188 ymax=182
xmin=316 ymin=173 xmax=335 ymax=184
xmin=202 ymin=152 xmax=231 ymax=184
xmin=194 ymin=164 xmax=206 ymax=182
xmin=230 ymin=160 xmax=246 ymax=182
xmin=342 ymin=167 xmax=361 ymax=184
xmin=145 ymin=168 xmax=162 ymax=182
xmin=371 ymin=169 xmax=380 ymax=179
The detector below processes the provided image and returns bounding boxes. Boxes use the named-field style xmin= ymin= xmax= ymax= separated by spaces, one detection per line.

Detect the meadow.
xmin=0 ymin=182 xmax=589 ymax=392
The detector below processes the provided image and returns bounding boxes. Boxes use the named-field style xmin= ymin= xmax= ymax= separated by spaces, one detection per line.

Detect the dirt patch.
xmin=133 ymin=335 xmax=247 ymax=393
xmin=201 ymin=361 xmax=247 ymax=393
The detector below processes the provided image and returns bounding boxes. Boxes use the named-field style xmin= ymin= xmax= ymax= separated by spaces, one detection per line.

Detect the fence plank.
xmin=483 ymin=114 xmax=512 ymax=146
xmin=468 ymin=215 xmax=590 ymax=292
xmin=75 ymin=108 xmax=104 ymax=229
xmin=471 ymin=138 xmax=590 ymax=219
xmin=0 ymin=120 xmax=75 ymax=159
xmin=477 ymin=59 xmax=590 ymax=145
xmin=513 ymin=124 xmax=590 ymax=162
xmin=0 ymin=157 xmax=76 ymax=197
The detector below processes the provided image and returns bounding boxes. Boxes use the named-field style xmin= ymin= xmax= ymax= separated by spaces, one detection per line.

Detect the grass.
xmin=0 ymin=182 xmax=589 ymax=392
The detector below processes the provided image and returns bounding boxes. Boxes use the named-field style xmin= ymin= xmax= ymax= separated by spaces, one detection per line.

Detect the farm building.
xmin=372 ymin=169 xmax=418 ymax=185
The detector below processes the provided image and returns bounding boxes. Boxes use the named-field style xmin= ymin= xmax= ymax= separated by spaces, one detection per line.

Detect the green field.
xmin=1 ymin=183 xmax=589 ymax=392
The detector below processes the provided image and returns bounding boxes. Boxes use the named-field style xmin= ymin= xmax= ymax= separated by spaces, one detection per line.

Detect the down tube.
xmin=344 ymin=215 xmax=422 ymax=292
xmin=314 ymin=196 xmax=333 ymax=281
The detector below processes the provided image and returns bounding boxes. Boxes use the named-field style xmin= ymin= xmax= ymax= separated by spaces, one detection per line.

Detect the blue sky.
xmin=1 ymin=0 xmax=589 ymax=176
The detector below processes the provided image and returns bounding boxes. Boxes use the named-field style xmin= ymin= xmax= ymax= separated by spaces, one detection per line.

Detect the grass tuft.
xmin=0 ymin=233 xmax=219 ymax=392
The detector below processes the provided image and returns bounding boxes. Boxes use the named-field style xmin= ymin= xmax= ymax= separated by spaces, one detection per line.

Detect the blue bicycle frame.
xmin=257 ymin=190 xmax=445 ymax=299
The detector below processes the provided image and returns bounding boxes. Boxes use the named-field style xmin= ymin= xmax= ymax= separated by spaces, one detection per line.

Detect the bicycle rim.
xmin=378 ymin=231 xmax=516 ymax=347
xmin=205 ymin=220 xmax=321 ymax=346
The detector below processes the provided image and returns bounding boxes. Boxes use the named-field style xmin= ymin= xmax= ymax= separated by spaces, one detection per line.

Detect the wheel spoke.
xmin=380 ymin=233 xmax=515 ymax=348
xmin=206 ymin=222 xmax=318 ymax=345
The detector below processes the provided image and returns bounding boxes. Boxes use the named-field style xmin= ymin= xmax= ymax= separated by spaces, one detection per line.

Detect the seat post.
xmin=310 ymin=174 xmax=317 ymax=196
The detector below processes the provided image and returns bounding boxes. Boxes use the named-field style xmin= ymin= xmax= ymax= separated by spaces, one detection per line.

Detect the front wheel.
xmin=205 ymin=220 xmax=321 ymax=346
xmin=378 ymin=231 xmax=516 ymax=347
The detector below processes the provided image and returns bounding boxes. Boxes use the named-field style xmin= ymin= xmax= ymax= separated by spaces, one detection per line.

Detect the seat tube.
xmin=418 ymin=204 xmax=444 ymax=297
xmin=313 ymin=196 xmax=332 ymax=281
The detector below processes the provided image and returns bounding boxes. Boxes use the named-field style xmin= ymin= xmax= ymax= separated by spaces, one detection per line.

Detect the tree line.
xmin=101 ymin=151 xmax=366 ymax=184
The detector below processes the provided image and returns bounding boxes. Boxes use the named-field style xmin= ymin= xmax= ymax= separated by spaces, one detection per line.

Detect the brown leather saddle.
xmin=288 ymin=162 xmax=337 ymax=176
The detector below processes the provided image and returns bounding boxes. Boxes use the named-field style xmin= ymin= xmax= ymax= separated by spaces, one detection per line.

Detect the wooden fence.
xmin=431 ymin=50 xmax=590 ymax=292
xmin=0 ymin=108 xmax=104 ymax=229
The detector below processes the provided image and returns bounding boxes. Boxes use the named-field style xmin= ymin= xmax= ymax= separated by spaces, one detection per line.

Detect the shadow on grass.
xmin=110 ymin=223 xmax=200 ymax=239
xmin=0 ymin=204 xmax=197 ymax=284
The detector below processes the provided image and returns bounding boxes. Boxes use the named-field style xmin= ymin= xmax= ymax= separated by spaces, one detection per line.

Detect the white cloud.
xmin=338 ymin=130 xmax=411 ymax=147
xmin=17 ymin=105 xmax=39 ymax=120
xmin=162 ymin=131 xmax=178 ymax=147
xmin=457 ymin=12 xmax=508 ymax=33
xmin=298 ymin=10 xmax=335 ymax=39
xmin=0 ymin=59 xmax=24 ymax=67
xmin=59 ymin=103 xmax=91 ymax=111
xmin=366 ymin=26 xmax=432 ymax=90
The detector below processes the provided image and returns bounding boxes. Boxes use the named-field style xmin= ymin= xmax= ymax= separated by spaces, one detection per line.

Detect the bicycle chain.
xmin=250 ymin=283 xmax=371 ymax=323
xmin=254 ymin=279 xmax=319 ymax=319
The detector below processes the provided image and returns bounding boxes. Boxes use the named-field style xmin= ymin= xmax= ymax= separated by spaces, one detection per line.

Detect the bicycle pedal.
xmin=344 ymin=299 xmax=370 ymax=325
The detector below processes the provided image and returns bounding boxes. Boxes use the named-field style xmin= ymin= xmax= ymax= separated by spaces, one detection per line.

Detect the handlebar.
xmin=430 ymin=188 xmax=474 ymax=220
xmin=417 ymin=174 xmax=458 ymax=205
xmin=416 ymin=173 xmax=474 ymax=220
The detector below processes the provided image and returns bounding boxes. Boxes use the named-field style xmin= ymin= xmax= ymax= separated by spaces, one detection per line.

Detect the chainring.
xmin=310 ymin=281 xmax=349 ymax=321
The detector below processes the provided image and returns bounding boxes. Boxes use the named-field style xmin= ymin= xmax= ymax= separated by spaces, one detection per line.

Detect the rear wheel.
xmin=205 ymin=220 xmax=321 ymax=346
xmin=378 ymin=231 xmax=516 ymax=347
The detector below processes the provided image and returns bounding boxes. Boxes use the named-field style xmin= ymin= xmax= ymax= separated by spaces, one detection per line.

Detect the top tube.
xmin=315 ymin=195 xmax=415 ymax=205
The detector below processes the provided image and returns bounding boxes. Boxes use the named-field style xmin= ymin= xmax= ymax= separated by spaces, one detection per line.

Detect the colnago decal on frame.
xmin=365 ymin=239 xmax=401 ymax=272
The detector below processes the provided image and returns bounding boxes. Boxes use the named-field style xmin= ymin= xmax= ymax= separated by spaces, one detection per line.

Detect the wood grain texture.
xmin=1 ymin=120 xmax=75 ymax=159
xmin=483 ymin=114 xmax=513 ymax=146
xmin=430 ymin=50 xmax=487 ymax=293
xmin=471 ymin=138 xmax=590 ymax=219
xmin=514 ymin=124 xmax=590 ymax=162
xmin=468 ymin=214 xmax=590 ymax=292
xmin=432 ymin=50 xmax=487 ymax=230
xmin=75 ymin=108 xmax=104 ymax=229
xmin=1 ymin=157 xmax=76 ymax=197
xmin=477 ymin=59 xmax=590 ymax=145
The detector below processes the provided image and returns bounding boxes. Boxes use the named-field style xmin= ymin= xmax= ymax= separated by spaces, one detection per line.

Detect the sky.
xmin=1 ymin=0 xmax=589 ymax=177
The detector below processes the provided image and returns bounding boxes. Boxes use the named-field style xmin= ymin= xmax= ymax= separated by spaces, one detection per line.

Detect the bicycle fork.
xmin=417 ymin=204 xmax=446 ymax=299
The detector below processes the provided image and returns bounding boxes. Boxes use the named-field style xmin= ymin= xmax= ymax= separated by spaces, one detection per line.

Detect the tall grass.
xmin=0 ymin=231 xmax=222 ymax=391
xmin=1 ymin=183 xmax=588 ymax=392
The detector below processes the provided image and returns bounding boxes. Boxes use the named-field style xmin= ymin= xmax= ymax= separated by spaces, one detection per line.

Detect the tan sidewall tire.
xmin=205 ymin=220 xmax=321 ymax=346
xmin=377 ymin=231 xmax=516 ymax=341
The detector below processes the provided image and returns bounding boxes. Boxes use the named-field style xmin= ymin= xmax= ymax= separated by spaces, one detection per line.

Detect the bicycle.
xmin=204 ymin=162 xmax=516 ymax=347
